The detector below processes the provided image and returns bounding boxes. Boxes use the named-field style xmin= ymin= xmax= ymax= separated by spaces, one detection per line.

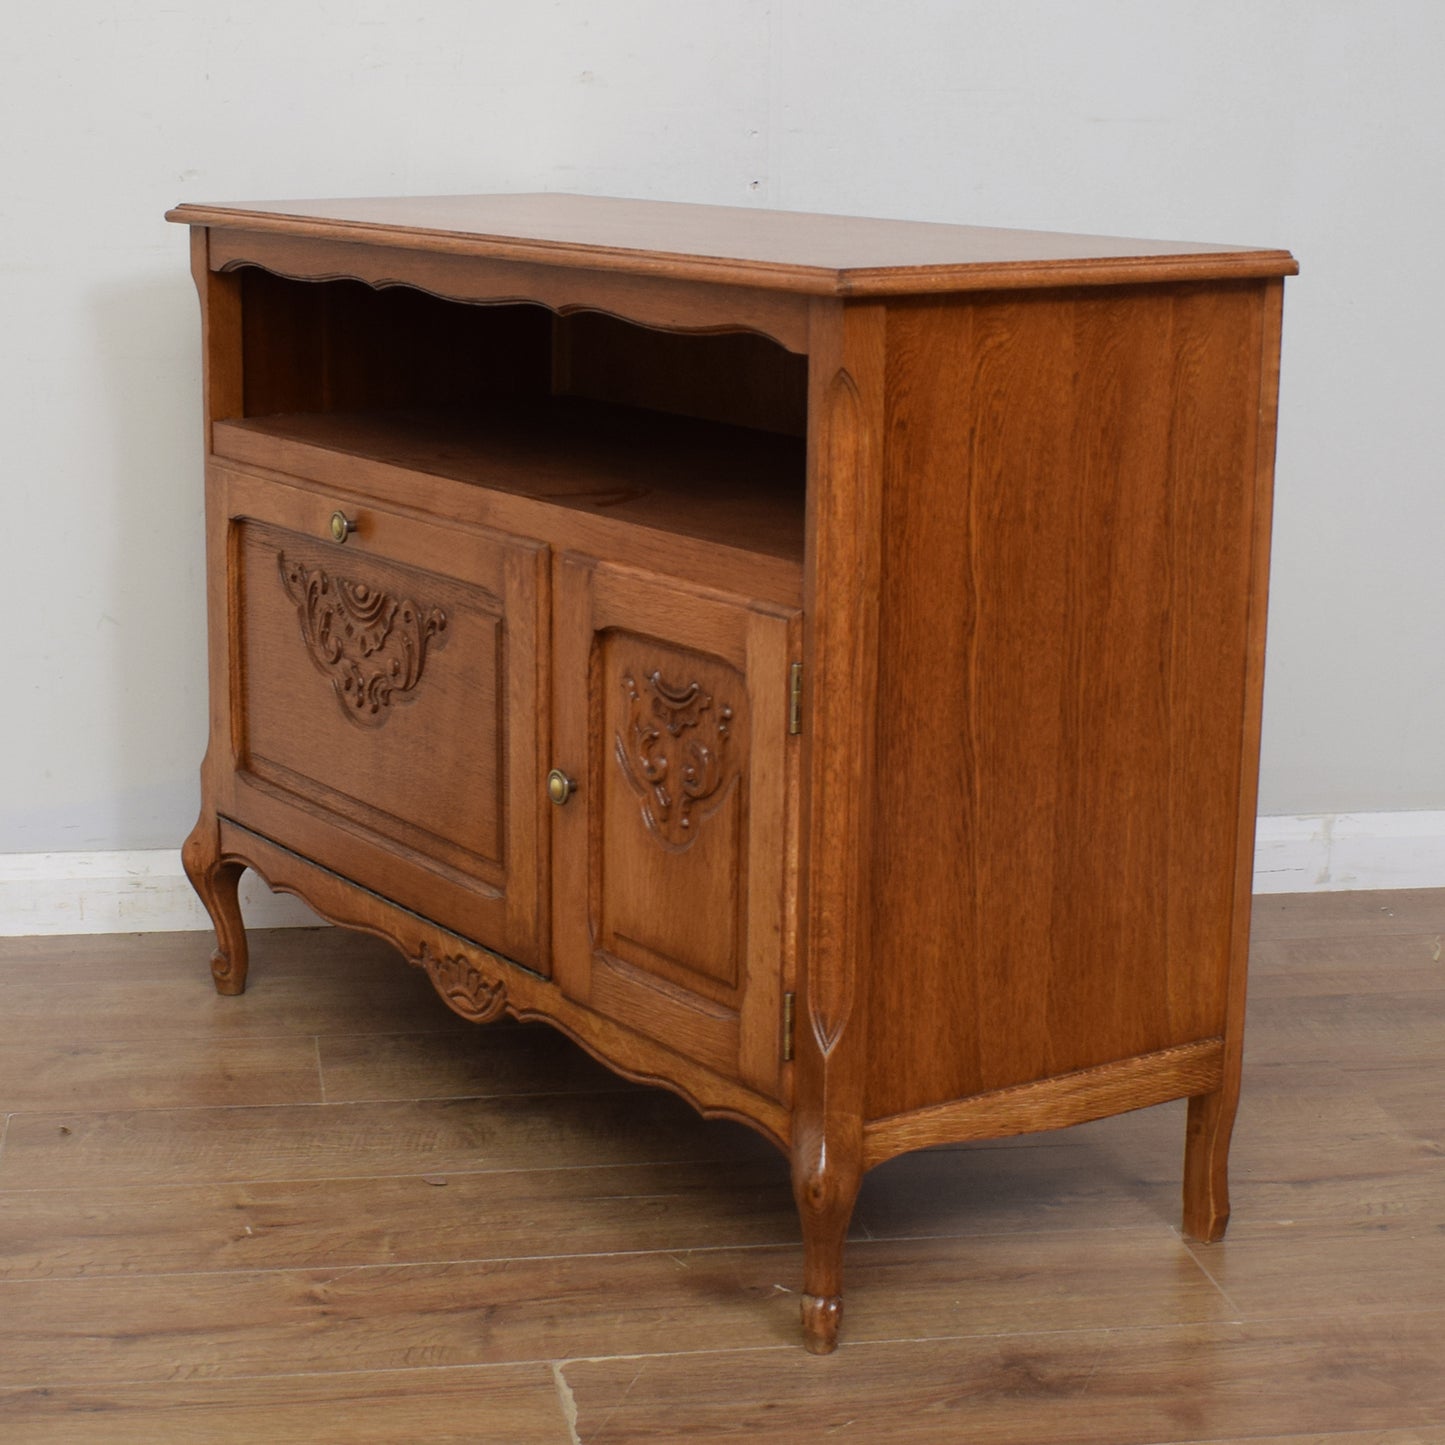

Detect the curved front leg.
xmin=181 ymin=817 xmax=249 ymax=995
xmin=1182 ymin=1087 xmax=1238 ymax=1242
xmin=791 ymin=1123 xmax=863 ymax=1354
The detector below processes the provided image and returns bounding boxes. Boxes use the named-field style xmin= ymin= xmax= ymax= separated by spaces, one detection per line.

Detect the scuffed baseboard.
xmin=3 ymin=813 xmax=1444 ymax=935
xmin=1251 ymin=811 xmax=1445 ymax=894
xmin=0 ymin=850 xmax=321 ymax=936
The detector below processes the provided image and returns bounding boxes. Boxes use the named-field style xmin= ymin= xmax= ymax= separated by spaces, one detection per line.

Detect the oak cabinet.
xmin=172 ymin=194 xmax=1295 ymax=1352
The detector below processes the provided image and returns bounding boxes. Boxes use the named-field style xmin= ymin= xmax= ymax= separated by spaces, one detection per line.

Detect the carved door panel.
xmin=550 ymin=555 xmax=801 ymax=1098
xmin=215 ymin=464 xmax=547 ymax=968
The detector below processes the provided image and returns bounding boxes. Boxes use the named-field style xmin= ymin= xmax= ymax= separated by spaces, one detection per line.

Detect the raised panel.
xmin=239 ymin=520 xmax=506 ymax=879
xmin=551 ymin=556 xmax=799 ymax=1097
xmin=865 ymin=283 xmax=1269 ymax=1117
xmin=599 ymin=633 xmax=748 ymax=1004
xmin=215 ymin=465 xmax=546 ymax=966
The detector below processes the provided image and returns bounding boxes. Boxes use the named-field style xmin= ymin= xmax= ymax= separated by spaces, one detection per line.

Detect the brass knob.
xmin=329 ymin=510 xmax=357 ymax=544
xmin=546 ymin=768 xmax=577 ymax=806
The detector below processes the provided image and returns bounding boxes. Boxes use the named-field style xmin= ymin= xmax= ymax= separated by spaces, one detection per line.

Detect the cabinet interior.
xmin=217 ymin=269 xmax=809 ymax=565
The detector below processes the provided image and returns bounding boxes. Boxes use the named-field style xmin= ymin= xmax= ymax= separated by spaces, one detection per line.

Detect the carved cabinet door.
xmin=550 ymin=555 xmax=801 ymax=1098
xmin=214 ymin=464 xmax=548 ymax=969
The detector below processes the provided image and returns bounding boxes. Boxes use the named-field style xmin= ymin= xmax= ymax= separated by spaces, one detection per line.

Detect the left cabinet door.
xmin=210 ymin=463 xmax=549 ymax=970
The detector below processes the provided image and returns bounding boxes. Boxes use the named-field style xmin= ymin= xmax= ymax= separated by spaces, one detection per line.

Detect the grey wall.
xmin=3 ymin=0 xmax=1439 ymax=852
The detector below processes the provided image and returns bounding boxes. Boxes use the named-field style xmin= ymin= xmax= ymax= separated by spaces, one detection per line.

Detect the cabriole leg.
xmin=792 ymin=1130 xmax=863 ymax=1354
xmin=181 ymin=818 xmax=249 ymax=995
xmin=1182 ymin=1087 xmax=1238 ymax=1242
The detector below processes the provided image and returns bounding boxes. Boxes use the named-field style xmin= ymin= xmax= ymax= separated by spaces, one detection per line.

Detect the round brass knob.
xmin=546 ymin=768 xmax=577 ymax=806
xmin=329 ymin=510 xmax=357 ymax=544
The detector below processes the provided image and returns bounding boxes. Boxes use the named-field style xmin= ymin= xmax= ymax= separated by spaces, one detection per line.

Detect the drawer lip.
xmin=207 ymin=417 xmax=805 ymax=613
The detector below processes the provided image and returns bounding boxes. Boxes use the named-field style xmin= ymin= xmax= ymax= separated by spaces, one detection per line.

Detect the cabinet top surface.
xmin=167 ymin=192 xmax=1296 ymax=296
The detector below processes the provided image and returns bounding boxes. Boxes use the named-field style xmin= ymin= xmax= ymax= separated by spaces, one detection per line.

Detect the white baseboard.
xmin=0 ymin=850 xmax=321 ymax=937
xmin=1251 ymin=811 xmax=1445 ymax=894
xmin=3 ymin=813 xmax=1444 ymax=935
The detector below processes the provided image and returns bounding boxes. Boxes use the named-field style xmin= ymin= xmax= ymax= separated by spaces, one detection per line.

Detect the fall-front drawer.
xmin=212 ymin=463 xmax=548 ymax=967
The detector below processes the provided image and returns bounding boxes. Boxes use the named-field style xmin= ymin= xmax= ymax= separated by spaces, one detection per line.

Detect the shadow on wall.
xmin=88 ymin=266 xmax=321 ymax=927
xmin=92 ymin=269 xmax=210 ymax=852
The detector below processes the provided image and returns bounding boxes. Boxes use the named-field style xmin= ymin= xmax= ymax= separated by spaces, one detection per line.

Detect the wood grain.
xmin=0 ymin=1035 xmax=321 ymax=1113
xmin=167 ymin=192 xmax=1297 ymax=295
xmin=866 ymin=283 xmax=1267 ymax=1117
xmin=316 ymin=1025 xmax=637 ymax=1103
xmin=3 ymin=891 xmax=1444 ymax=1441
xmin=0 ymin=1159 xmax=800 ymax=1283
xmin=170 ymin=199 xmax=1293 ymax=1350
xmin=0 ymin=1229 xmax=1231 ymax=1387
xmin=0 ymin=1091 xmax=772 ymax=1191
xmin=210 ymin=227 xmax=814 ymax=355
xmin=213 ymin=402 xmax=808 ymax=567
xmin=0 ymin=1366 xmax=573 ymax=1445
xmin=562 ymin=1314 xmax=1445 ymax=1443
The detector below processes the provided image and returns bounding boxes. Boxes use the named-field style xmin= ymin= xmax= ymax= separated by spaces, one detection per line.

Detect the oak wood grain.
xmin=170 ymin=198 xmax=1292 ymax=1351
xmin=213 ymin=402 xmax=808 ymax=568
xmin=209 ymin=227 xmax=813 ymax=354
xmin=168 ymin=193 xmax=1297 ymax=295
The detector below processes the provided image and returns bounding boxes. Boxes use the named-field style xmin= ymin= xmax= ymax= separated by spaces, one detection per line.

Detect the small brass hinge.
xmin=782 ymin=990 xmax=797 ymax=1062
xmin=788 ymin=662 xmax=803 ymax=735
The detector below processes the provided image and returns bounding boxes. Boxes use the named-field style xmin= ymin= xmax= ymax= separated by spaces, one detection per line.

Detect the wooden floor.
xmin=1 ymin=891 xmax=1443 ymax=1443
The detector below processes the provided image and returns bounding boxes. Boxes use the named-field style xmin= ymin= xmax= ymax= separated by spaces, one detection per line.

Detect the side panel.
xmin=866 ymin=282 xmax=1274 ymax=1118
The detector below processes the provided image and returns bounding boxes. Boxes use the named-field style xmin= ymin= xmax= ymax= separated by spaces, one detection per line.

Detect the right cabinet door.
xmin=550 ymin=555 xmax=800 ymax=1099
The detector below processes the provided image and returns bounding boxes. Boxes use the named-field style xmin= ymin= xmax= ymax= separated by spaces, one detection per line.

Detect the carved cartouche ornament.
xmin=615 ymin=669 xmax=737 ymax=850
xmin=408 ymin=941 xmax=508 ymax=1023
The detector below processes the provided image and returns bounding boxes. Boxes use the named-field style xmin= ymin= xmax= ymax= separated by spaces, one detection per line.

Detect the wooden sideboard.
xmin=169 ymin=194 xmax=1295 ymax=1353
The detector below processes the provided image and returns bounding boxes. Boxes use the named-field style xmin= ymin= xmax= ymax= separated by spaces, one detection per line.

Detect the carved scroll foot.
xmin=792 ymin=1125 xmax=862 ymax=1355
xmin=181 ymin=819 xmax=249 ymax=996
xmin=1182 ymin=1088 xmax=1237 ymax=1243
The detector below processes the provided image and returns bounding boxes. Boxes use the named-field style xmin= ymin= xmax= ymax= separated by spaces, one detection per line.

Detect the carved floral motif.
xmin=408 ymin=941 xmax=508 ymax=1023
xmin=615 ymin=669 xmax=736 ymax=850
xmin=278 ymin=554 xmax=448 ymax=726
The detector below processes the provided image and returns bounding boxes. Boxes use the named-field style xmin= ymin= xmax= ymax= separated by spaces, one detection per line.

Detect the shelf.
xmin=213 ymin=399 xmax=806 ymax=571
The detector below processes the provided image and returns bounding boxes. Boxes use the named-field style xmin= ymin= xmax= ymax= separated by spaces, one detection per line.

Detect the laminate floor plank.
xmin=1248 ymin=889 xmax=1445 ymax=941
xmin=1249 ymin=932 xmax=1445 ymax=999
xmin=0 ymin=1229 xmax=1229 ymax=1389
xmin=0 ymin=927 xmax=386 ymax=983
xmin=852 ymin=1138 xmax=1179 ymax=1237
xmin=317 ymin=1025 xmax=638 ymax=1103
xmin=1246 ymin=991 xmax=1445 ymax=1066
xmin=1190 ymin=1435 xmax=1442 ymax=1445
xmin=0 ymin=1133 xmax=1204 ymax=1285
xmin=0 ymin=1035 xmax=323 ymax=1113
xmin=2 ymin=893 xmax=1444 ymax=1442
xmin=0 ymin=1161 xmax=801 ymax=1281
xmin=0 ymin=968 xmax=470 ymax=1045
xmin=0 ymin=1364 xmax=573 ymax=1444
xmin=1184 ymin=1223 xmax=1445 ymax=1319
xmin=561 ymin=1313 xmax=1445 ymax=1443
xmin=0 ymin=1092 xmax=774 ymax=1191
